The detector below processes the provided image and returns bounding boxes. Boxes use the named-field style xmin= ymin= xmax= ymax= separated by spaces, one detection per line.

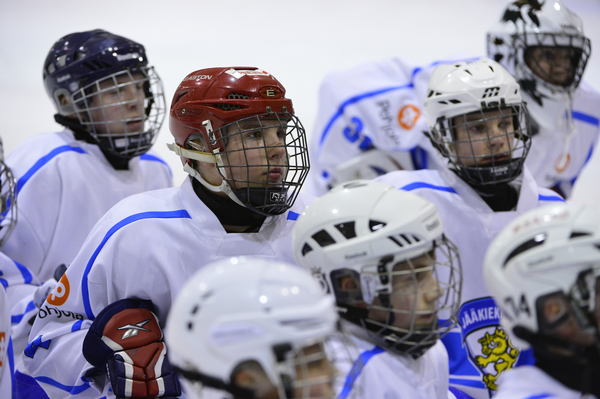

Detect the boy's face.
xmin=87 ymin=71 xmax=147 ymax=135
xmin=221 ymin=118 xmax=289 ymax=189
xmin=538 ymin=276 xmax=600 ymax=351
xmin=368 ymin=253 xmax=442 ymax=331
xmin=451 ymin=109 xmax=516 ymax=168
xmin=525 ymin=46 xmax=581 ymax=87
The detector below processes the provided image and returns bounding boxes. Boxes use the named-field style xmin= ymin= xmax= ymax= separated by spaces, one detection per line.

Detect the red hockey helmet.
xmin=168 ymin=67 xmax=309 ymax=216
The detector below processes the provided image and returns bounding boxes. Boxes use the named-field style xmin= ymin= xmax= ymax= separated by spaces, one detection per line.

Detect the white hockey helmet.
xmin=292 ymin=180 xmax=462 ymax=358
xmin=484 ymin=203 xmax=600 ymax=350
xmin=487 ymin=0 xmax=591 ymax=129
xmin=424 ymin=57 xmax=531 ymax=186
xmin=165 ymin=256 xmax=338 ymax=399
xmin=0 ymin=136 xmax=16 ymax=248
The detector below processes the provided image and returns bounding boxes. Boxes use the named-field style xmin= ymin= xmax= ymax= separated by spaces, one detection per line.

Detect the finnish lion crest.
xmin=475 ymin=327 xmax=520 ymax=390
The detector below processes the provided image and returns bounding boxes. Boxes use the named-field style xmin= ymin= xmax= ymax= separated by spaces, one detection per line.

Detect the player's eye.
xmin=468 ymin=123 xmax=486 ymax=134
xmin=246 ymin=130 xmax=262 ymax=140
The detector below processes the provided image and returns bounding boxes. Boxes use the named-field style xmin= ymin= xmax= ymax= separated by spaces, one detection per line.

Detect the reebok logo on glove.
xmin=83 ymin=298 xmax=181 ymax=398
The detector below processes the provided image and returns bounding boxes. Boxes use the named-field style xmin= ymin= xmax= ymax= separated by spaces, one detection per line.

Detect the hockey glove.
xmin=83 ymin=298 xmax=181 ymax=398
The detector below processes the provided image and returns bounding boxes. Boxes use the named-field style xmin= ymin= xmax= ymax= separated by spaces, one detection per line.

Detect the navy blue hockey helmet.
xmin=43 ymin=29 xmax=166 ymax=159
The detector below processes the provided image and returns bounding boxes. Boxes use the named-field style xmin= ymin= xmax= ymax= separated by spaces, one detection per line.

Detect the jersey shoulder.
xmin=7 ymin=130 xmax=80 ymax=172
xmin=319 ymin=57 xmax=418 ymax=98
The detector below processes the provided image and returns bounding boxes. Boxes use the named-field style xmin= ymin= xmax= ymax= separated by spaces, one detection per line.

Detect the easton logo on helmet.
xmin=259 ymin=87 xmax=282 ymax=99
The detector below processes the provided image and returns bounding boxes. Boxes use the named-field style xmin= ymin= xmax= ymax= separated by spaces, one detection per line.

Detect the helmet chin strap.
xmin=168 ymin=142 xmax=247 ymax=209
xmin=183 ymin=163 xmax=248 ymax=209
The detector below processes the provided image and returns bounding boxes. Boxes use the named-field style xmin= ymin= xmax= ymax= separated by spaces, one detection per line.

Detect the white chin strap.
xmin=167 ymin=142 xmax=247 ymax=208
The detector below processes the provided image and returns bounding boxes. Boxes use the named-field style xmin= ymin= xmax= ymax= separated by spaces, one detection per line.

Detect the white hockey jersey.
xmin=374 ymin=167 xmax=564 ymax=399
xmin=309 ymin=57 xmax=600 ymax=198
xmin=0 ymin=282 xmax=13 ymax=398
xmin=493 ymin=366 xmax=598 ymax=399
xmin=330 ymin=329 xmax=449 ymax=399
xmin=3 ymin=129 xmax=173 ymax=283
xmin=0 ymin=250 xmax=42 ymax=379
xmin=22 ymin=178 xmax=315 ymax=399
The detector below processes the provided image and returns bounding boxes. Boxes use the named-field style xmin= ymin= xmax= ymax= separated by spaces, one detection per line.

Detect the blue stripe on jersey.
xmin=317 ymin=83 xmax=414 ymax=155
xmin=139 ymin=153 xmax=173 ymax=176
xmin=524 ymin=394 xmax=554 ymax=399
xmin=538 ymin=195 xmax=565 ymax=202
xmin=315 ymin=56 xmax=475 ymax=157
xmin=400 ymin=182 xmax=458 ymax=194
xmin=11 ymin=300 xmax=36 ymax=324
xmin=34 ymin=376 xmax=91 ymax=395
xmin=14 ymin=259 xmax=33 ymax=284
xmin=287 ymin=211 xmax=300 ymax=221
xmin=338 ymin=346 xmax=385 ymax=399
xmin=14 ymin=145 xmax=87 ymax=197
xmin=71 ymin=320 xmax=84 ymax=332
xmin=572 ymin=111 xmax=600 ymax=126
xmin=82 ymin=210 xmax=192 ymax=320
xmin=8 ymin=337 xmax=14 ymax=396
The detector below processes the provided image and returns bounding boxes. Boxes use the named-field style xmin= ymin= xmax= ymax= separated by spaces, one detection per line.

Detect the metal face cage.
xmin=73 ymin=66 xmax=166 ymax=158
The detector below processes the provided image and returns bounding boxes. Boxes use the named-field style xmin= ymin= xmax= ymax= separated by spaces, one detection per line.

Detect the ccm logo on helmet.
xmin=259 ymin=87 xmax=282 ymax=99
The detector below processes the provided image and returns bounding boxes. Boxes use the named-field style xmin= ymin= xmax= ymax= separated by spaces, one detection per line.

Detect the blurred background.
xmin=1 ymin=0 xmax=599 ymax=186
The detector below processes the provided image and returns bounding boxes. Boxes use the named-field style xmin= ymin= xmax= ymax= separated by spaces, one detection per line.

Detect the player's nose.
xmin=266 ymin=131 xmax=285 ymax=160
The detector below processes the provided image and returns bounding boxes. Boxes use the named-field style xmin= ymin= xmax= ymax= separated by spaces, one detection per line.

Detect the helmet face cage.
xmin=432 ymin=103 xmax=531 ymax=186
xmin=333 ymin=236 xmax=462 ymax=357
xmin=0 ymin=158 xmax=17 ymax=249
xmin=280 ymin=340 xmax=336 ymax=399
xmin=71 ymin=66 xmax=165 ymax=158
xmin=516 ymin=32 xmax=590 ymax=92
xmin=202 ymin=111 xmax=309 ymax=216
xmin=531 ymin=270 xmax=600 ymax=353
xmin=487 ymin=0 xmax=591 ymax=98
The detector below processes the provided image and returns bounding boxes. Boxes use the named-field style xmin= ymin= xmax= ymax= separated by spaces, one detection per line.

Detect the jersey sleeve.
xmin=307 ymin=58 xmax=431 ymax=196
xmin=22 ymin=249 xmax=110 ymax=398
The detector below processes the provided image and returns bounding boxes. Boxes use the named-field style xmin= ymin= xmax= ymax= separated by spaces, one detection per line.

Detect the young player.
xmin=483 ymin=203 xmax=600 ymax=398
xmin=308 ymin=0 xmax=599 ymax=200
xmin=487 ymin=0 xmax=599 ymax=198
xmin=21 ymin=66 xmax=312 ymax=398
xmin=373 ymin=57 xmax=565 ymax=399
xmin=0 ymin=135 xmax=20 ymax=398
xmin=2 ymin=29 xmax=172 ymax=285
xmin=292 ymin=179 xmax=464 ymax=399
xmin=166 ymin=256 xmax=339 ymax=399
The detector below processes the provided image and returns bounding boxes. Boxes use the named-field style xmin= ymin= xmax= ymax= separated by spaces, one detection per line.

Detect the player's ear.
xmin=232 ymin=363 xmax=278 ymax=399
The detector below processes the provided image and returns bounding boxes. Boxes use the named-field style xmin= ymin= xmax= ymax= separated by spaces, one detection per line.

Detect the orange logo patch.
xmin=397 ymin=105 xmax=421 ymax=130
xmin=0 ymin=332 xmax=5 ymax=367
xmin=554 ymin=153 xmax=571 ymax=173
xmin=47 ymin=274 xmax=70 ymax=306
